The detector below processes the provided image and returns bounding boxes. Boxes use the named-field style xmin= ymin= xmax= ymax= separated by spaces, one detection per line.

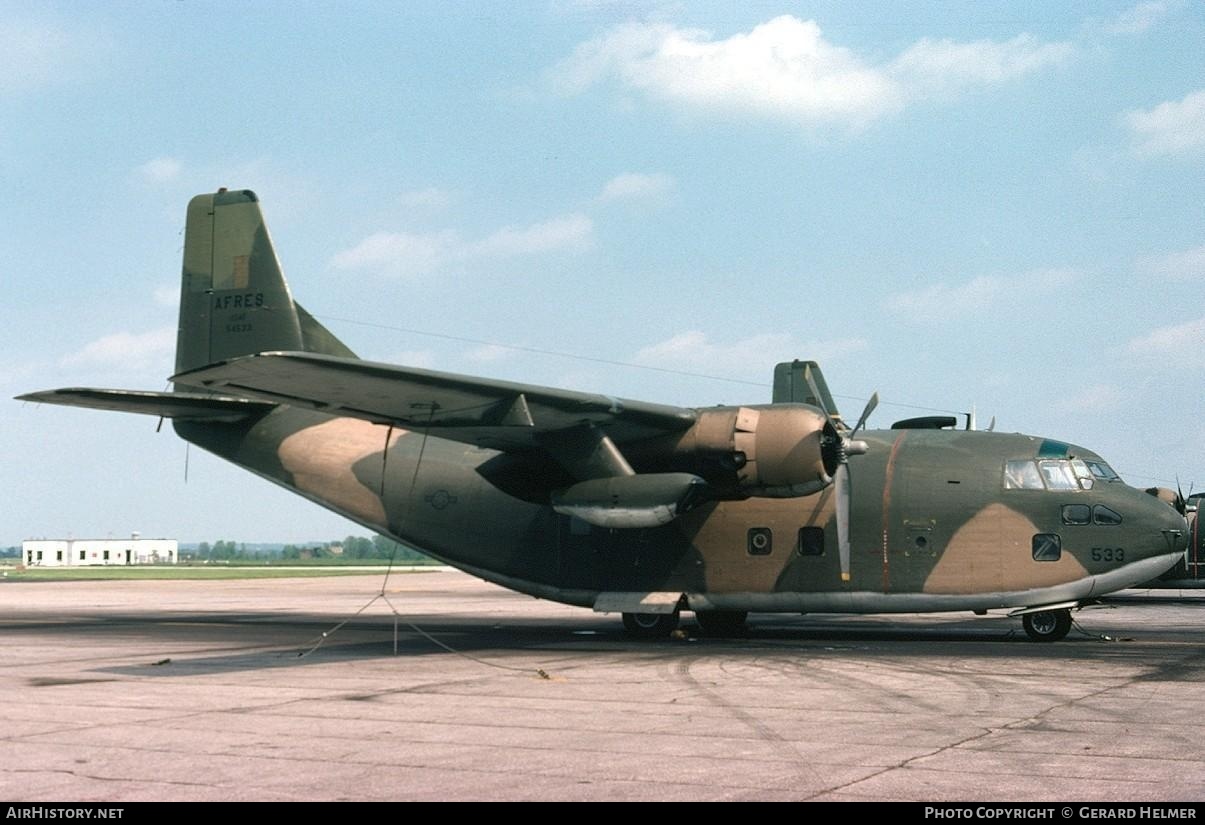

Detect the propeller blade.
xmin=987 ymin=416 xmax=996 ymax=432
xmin=851 ymin=392 xmax=879 ymax=437
xmin=836 ymin=463 xmax=851 ymax=582
xmin=802 ymin=364 xmax=832 ymax=420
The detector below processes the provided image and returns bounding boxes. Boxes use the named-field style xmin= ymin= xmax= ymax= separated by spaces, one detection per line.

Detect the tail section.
xmin=20 ymin=189 xmax=355 ymax=422
xmin=175 ymin=188 xmax=354 ymax=388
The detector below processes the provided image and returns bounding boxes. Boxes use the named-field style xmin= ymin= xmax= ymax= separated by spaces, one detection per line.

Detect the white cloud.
xmin=887 ymin=276 xmax=1003 ymax=315
xmin=1126 ymin=316 xmax=1205 ymax=356
xmin=383 ymin=350 xmax=437 ymax=369
xmin=153 ymin=284 xmax=178 ymax=307
xmin=1054 ymin=383 xmax=1123 ymax=413
xmin=138 ymin=157 xmax=182 ymax=183
xmin=1103 ymin=2 xmax=1168 ymax=35
xmin=598 ymin=172 xmax=675 ymax=201
xmin=551 ymin=17 xmax=897 ymax=128
xmin=549 ymin=16 xmax=1071 ymax=129
xmin=633 ymin=330 xmax=867 ymax=378
xmin=886 ymin=268 xmax=1077 ymax=318
xmin=471 ymin=214 xmax=593 ymax=258
xmin=1126 ymin=89 xmax=1205 ymax=157
xmin=888 ymin=35 xmax=1073 ymax=99
xmin=331 ymin=213 xmax=594 ymax=277
xmin=330 ymin=230 xmax=458 ymax=278
xmin=465 ymin=344 xmax=513 ymax=363
xmin=0 ymin=18 xmax=93 ymax=96
xmin=398 ymin=187 xmax=454 ymax=211
xmin=0 ymin=359 xmax=38 ymax=389
xmin=60 ymin=327 xmax=176 ymax=372
xmin=1137 ymin=244 xmax=1205 ymax=280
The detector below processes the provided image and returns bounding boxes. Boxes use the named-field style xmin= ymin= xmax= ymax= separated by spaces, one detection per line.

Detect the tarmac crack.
xmin=798 ymin=645 xmax=1200 ymax=800
xmin=7 ymin=767 xmax=217 ymax=789
xmin=671 ymin=657 xmax=828 ymax=786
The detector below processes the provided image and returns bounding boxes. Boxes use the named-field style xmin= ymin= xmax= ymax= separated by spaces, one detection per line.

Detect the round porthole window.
xmin=747 ymin=527 xmax=772 ymax=555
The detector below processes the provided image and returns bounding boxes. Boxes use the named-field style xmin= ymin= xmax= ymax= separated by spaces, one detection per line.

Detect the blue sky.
xmin=4 ymin=1 xmax=1203 ymax=545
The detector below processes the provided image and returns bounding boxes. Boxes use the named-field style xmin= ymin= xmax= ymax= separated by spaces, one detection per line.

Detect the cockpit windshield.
xmin=1082 ymin=459 xmax=1121 ymax=481
xmin=1004 ymin=458 xmax=1121 ymax=491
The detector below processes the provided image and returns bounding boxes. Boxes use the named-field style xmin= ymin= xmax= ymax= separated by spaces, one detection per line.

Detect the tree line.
xmin=189 ymin=535 xmax=430 ymax=562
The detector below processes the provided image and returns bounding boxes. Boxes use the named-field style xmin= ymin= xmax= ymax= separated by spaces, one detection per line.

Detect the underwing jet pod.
xmin=20 ymin=190 xmax=1189 ymax=642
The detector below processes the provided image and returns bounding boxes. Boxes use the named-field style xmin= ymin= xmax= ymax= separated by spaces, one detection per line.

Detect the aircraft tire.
xmin=695 ymin=610 xmax=748 ymax=637
xmin=622 ymin=610 xmax=680 ymax=639
xmin=1022 ymin=608 xmax=1072 ymax=642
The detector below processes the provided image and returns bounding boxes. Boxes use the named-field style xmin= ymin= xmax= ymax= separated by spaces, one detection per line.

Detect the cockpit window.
xmin=1070 ymin=459 xmax=1094 ymax=490
xmin=1094 ymin=506 xmax=1122 ymax=525
xmin=1004 ymin=460 xmax=1044 ymax=490
xmin=1038 ymin=460 xmax=1077 ymax=490
xmin=1004 ymin=458 xmax=1116 ymax=491
xmin=1083 ymin=460 xmax=1121 ymax=482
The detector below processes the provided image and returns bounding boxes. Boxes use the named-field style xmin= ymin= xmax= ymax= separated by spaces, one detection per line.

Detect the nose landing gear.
xmin=1021 ymin=608 xmax=1073 ymax=642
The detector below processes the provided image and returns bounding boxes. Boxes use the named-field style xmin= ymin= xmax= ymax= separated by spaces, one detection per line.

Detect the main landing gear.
xmin=1021 ymin=608 xmax=1073 ymax=642
xmin=622 ymin=610 xmax=680 ymax=639
xmin=621 ymin=609 xmax=750 ymax=639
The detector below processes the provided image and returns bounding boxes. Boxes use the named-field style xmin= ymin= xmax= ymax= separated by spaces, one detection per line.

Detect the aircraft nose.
xmin=1122 ymin=488 xmax=1188 ymax=569
xmin=1131 ymin=491 xmax=1189 ymax=558
xmin=1156 ymin=505 xmax=1189 ymax=555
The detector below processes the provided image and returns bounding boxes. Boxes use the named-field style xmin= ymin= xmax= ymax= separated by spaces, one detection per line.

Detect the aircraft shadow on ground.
xmin=2 ymin=610 xmax=1152 ymax=679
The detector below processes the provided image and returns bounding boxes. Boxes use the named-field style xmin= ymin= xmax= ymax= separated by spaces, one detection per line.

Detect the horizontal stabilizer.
xmin=16 ymin=388 xmax=274 ymax=422
xmin=173 ymin=351 xmax=697 ymax=450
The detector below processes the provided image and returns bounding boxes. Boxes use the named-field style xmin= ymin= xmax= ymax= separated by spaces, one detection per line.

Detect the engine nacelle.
xmin=669 ymin=404 xmax=840 ymax=498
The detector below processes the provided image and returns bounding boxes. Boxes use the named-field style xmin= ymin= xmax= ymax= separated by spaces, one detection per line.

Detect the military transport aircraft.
xmin=19 ymin=189 xmax=1190 ymax=642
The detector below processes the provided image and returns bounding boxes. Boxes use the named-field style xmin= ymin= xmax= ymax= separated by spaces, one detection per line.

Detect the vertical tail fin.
xmin=174 ymin=189 xmax=354 ymax=387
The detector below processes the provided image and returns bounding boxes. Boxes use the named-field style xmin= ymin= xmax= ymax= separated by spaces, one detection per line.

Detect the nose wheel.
xmin=1022 ymin=608 xmax=1072 ymax=642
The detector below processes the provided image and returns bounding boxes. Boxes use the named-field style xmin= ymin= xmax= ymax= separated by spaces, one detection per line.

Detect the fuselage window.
xmin=748 ymin=527 xmax=772 ymax=556
xmin=1004 ymin=460 xmax=1044 ymax=490
xmin=1062 ymin=504 xmax=1091 ymax=525
xmin=1093 ymin=506 xmax=1122 ymax=525
xmin=1038 ymin=460 xmax=1077 ymax=490
xmin=797 ymin=526 xmax=824 ymax=556
xmin=1032 ymin=533 xmax=1062 ymax=562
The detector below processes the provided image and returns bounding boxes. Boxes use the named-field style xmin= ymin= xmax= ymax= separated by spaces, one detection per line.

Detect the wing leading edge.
xmin=173 ymin=351 xmax=698 ymax=451
xmin=16 ymin=388 xmax=274 ymax=422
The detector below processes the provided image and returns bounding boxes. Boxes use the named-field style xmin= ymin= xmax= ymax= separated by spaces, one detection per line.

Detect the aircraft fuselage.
xmin=175 ymin=408 xmax=1185 ymax=615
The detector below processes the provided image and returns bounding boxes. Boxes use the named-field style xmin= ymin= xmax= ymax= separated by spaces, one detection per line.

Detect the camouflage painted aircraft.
xmin=19 ymin=189 xmax=1190 ymax=642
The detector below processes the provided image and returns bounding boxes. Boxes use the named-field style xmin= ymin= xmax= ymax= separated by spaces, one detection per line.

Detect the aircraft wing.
xmin=16 ymin=388 xmax=274 ymax=422
xmin=173 ymin=351 xmax=698 ymax=450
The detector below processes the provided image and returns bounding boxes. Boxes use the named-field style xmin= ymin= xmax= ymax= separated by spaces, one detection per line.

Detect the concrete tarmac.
xmin=2 ymin=570 xmax=1204 ymax=801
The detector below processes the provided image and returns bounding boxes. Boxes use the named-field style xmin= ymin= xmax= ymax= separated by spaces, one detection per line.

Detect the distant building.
xmin=22 ymin=534 xmax=178 ymax=567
